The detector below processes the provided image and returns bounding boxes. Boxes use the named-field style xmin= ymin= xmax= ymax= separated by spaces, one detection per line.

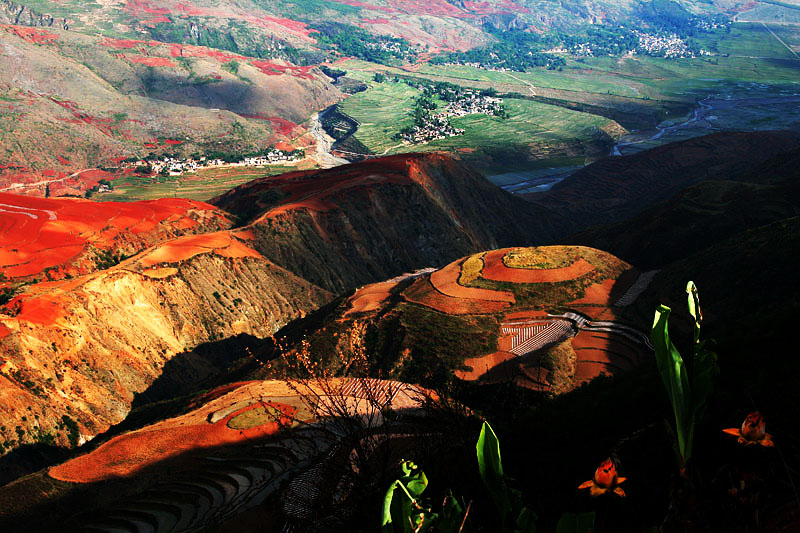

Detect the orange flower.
xmin=578 ymin=458 xmax=626 ymax=497
xmin=723 ymin=411 xmax=774 ymax=447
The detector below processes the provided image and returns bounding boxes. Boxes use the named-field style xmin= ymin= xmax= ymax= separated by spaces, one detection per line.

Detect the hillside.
xmin=0 ymin=151 xmax=552 ymax=458
xmin=244 ymin=245 xmax=652 ymax=396
xmin=211 ymin=151 xmax=558 ymax=293
xmin=0 ymin=24 xmax=340 ymax=192
xmin=0 ymin=377 xmax=444 ymax=531
xmin=524 ymin=130 xmax=800 ymax=240
xmin=0 ymin=226 xmax=331 ymax=457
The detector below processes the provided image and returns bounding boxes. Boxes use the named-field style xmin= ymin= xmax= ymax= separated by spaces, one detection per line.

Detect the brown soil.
xmin=481 ymin=249 xmax=595 ymax=283
xmin=404 ymin=277 xmax=510 ymax=315
xmin=430 ymin=257 xmax=515 ymax=302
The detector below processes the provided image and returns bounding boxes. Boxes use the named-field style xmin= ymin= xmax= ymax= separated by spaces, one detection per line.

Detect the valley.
xmin=0 ymin=1 xmax=799 ymax=531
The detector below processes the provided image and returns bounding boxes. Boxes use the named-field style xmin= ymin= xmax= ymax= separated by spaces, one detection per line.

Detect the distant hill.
xmin=525 ymin=130 xmax=800 ymax=240
xmin=0 ymin=24 xmax=340 ymax=189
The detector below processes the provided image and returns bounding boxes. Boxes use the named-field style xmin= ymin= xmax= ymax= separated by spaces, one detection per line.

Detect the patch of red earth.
xmin=137 ymin=231 xmax=261 ymax=267
xmin=7 ymin=294 xmax=66 ymax=325
xmin=168 ymin=43 xmax=247 ymax=64
xmin=250 ymin=60 xmax=315 ymax=80
xmin=252 ymin=159 xmax=415 ymax=218
xmin=56 ymin=156 xmax=71 ymax=166
xmin=252 ymin=15 xmax=316 ymax=39
xmin=0 ymin=193 xmax=223 ymax=280
xmin=388 ymin=0 xmax=469 ymax=17
xmin=481 ymin=250 xmax=595 ymax=283
xmin=273 ymin=141 xmax=295 ymax=152
xmin=187 ymin=381 xmax=259 ymax=410
xmin=1 ymin=25 xmax=58 ymax=45
xmin=346 ymin=279 xmax=399 ymax=315
xmin=403 ymin=277 xmax=510 ymax=315
xmin=456 ymin=350 xmax=516 ymax=381
xmin=124 ymin=55 xmax=177 ymax=67
xmin=143 ymin=143 xmax=159 ymax=149
xmin=240 ymin=115 xmax=300 ymax=137
xmin=48 ymin=401 xmax=296 ymax=483
xmin=100 ymin=37 xmax=161 ymax=49
xmin=124 ymin=0 xmax=172 ymax=24
xmin=164 ymin=139 xmax=183 ymax=145
xmin=570 ymin=332 xmax=639 ymax=385
xmin=431 ymin=257 xmax=515 ymax=302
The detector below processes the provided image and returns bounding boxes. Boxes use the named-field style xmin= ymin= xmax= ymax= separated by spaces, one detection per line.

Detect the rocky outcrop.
xmin=0 ymin=1 xmax=69 ymax=29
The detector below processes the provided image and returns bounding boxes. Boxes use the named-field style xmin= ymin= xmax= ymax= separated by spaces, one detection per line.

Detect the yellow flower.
xmin=578 ymin=458 xmax=626 ymax=497
xmin=723 ymin=411 xmax=774 ymax=447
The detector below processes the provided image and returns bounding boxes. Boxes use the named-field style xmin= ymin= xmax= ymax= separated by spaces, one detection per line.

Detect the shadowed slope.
xmin=212 ymin=152 xmax=558 ymax=293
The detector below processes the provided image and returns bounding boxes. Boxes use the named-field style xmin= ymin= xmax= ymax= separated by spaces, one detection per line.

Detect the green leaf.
xmin=515 ymin=506 xmax=538 ymax=533
xmin=556 ymin=512 xmax=595 ymax=533
xmin=477 ymin=421 xmax=513 ymax=523
xmin=381 ymin=481 xmax=400 ymax=532
xmin=651 ymin=305 xmax=692 ymax=465
xmin=405 ymin=470 xmax=429 ymax=499
xmin=686 ymin=280 xmax=701 ymax=346
xmin=436 ymin=491 xmax=466 ymax=532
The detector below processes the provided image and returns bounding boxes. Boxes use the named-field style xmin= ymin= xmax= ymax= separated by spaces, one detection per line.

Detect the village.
xmin=124 ymin=147 xmax=305 ymax=177
xmin=397 ymin=85 xmax=507 ymax=144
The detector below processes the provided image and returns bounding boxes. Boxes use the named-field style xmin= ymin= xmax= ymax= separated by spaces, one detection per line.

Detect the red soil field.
xmin=256 ymin=160 xmax=416 ymax=219
xmin=346 ymin=280 xmax=399 ymax=315
xmin=124 ymin=0 xmax=172 ymax=24
xmin=456 ymin=350 xmax=515 ymax=381
xmin=250 ymin=60 xmax=315 ymax=79
xmin=125 ymin=55 xmax=178 ymax=67
xmin=0 ymin=193 xmax=223 ymax=279
xmin=388 ymin=0 xmax=466 ymax=17
xmin=240 ymin=115 xmax=300 ymax=137
xmin=100 ymin=37 xmax=161 ymax=49
xmin=481 ymin=250 xmax=595 ymax=283
xmin=430 ymin=258 xmax=515 ymax=302
xmin=1 ymin=25 xmax=58 ymax=45
xmin=168 ymin=43 xmax=247 ymax=63
xmin=49 ymin=400 xmax=296 ymax=483
xmin=164 ymin=138 xmax=183 ymax=145
xmin=137 ymin=231 xmax=260 ymax=267
xmin=503 ymin=309 xmax=550 ymax=321
xmin=404 ymin=277 xmax=510 ymax=315
xmin=56 ymin=156 xmax=71 ymax=166
xmin=570 ymin=332 xmax=639 ymax=384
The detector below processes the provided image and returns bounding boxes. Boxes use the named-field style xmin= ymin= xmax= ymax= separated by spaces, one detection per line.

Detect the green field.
xmin=100 ymin=165 xmax=301 ymax=202
xmin=337 ymin=77 xmax=621 ymax=170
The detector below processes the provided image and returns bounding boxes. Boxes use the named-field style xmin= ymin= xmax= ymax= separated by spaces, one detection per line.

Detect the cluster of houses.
xmin=399 ymin=90 xmax=505 ymax=144
xmin=439 ymin=91 xmax=505 ymax=118
xmin=634 ymin=31 xmax=703 ymax=59
xmin=128 ymin=148 xmax=304 ymax=177
xmin=400 ymin=115 xmax=465 ymax=144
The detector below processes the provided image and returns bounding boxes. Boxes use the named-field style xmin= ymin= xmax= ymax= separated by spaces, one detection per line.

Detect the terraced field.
xmin=34 ymin=378 xmax=432 ymax=531
xmin=397 ymin=246 xmax=652 ymax=392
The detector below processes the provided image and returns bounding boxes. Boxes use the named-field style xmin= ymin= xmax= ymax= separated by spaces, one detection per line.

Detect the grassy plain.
xmin=101 ymin=165 xmax=301 ymax=202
